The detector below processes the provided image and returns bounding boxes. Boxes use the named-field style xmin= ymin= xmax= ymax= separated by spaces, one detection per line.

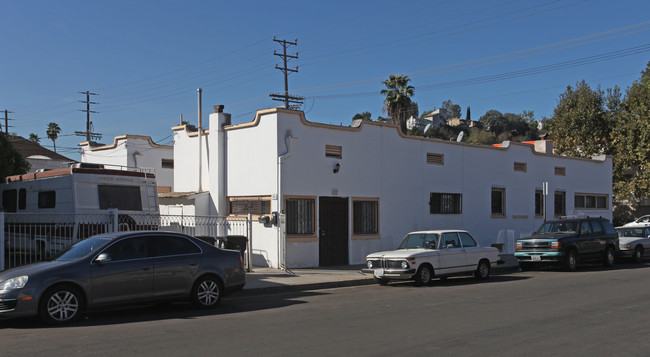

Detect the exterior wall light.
xmin=333 ymin=162 xmax=340 ymax=174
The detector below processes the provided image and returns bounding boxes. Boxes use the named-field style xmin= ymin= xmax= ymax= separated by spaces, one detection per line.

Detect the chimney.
xmin=214 ymin=105 xmax=224 ymax=113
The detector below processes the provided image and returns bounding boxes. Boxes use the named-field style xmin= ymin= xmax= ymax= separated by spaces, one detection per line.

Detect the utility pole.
xmin=269 ymin=37 xmax=304 ymax=109
xmin=74 ymin=91 xmax=102 ymax=142
xmin=2 ymin=109 xmax=14 ymax=134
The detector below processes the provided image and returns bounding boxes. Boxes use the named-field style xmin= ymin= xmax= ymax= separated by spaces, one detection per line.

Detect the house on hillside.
xmin=171 ymin=106 xmax=612 ymax=269
xmin=9 ymin=136 xmax=74 ymax=171
xmin=79 ymin=135 xmax=174 ymax=193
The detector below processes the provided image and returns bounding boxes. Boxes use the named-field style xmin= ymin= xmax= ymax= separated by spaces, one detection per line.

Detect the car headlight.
xmin=401 ymin=261 xmax=409 ymax=269
xmin=0 ymin=276 xmax=28 ymax=290
xmin=367 ymin=260 xmax=373 ymax=269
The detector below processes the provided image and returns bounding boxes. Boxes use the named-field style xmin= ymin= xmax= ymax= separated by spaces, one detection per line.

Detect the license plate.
xmin=374 ymin=268 xmax=384 ymax=277
xmin=531 ymin=255 xmax=541 ymax=261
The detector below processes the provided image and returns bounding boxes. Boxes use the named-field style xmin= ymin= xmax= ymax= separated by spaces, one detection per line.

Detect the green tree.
xmin=352 ymin=111 xmax=372 ymax=121
xmin=442 ymin=100 xmax=461 ymax=119
xmin=0 ymin=132 xmax=30 ymax=181
xmin=46 ymin=122 xmax=61 ymax=153
xmin=29 ymin=133 xmax=40 ymax=143
xmin=381 ymin=74 xmax=415 ymax=133
xmin=466 ymin=127 xmax=498 ymax=145
xmin=546 ymin=80 xmax=613 ymax=157
xmin=612 ymin=62 xmax=650 ymax=206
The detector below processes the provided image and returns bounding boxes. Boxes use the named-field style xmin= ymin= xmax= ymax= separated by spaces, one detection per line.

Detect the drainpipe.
xmin=197 ymin=88 xmax=203 ymax=192
xmin=277 ymin=131 xmax=295 ymax=270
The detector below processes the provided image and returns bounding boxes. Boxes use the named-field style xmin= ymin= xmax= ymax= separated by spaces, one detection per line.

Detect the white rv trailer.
xmin=1 ymin=163 xmax=159 ymax=254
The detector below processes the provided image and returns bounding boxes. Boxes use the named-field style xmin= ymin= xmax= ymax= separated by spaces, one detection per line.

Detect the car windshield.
xmin=617 ymin=228 xmax=645 ymax=238
xmin=51 ymin=236 xmax=113 ymax=261
xmin=398 ymin=233 xmax=438 ymax=249
xmin=536 ymin=221 xmax=578 ymax=235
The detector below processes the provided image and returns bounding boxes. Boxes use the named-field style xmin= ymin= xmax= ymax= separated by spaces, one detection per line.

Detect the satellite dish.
xmin=456 ymin=131 xmax=464 ymax=142
xmin=424 ymin=124 xmax=432 ymax=134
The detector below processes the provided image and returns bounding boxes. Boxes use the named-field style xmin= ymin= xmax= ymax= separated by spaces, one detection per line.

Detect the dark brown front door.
xmin=319 ymin=197 xmax=349 ymax=266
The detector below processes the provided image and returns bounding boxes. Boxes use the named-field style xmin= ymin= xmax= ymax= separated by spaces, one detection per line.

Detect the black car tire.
xmin=191 ymin=275 xmax=223 ymax=309
xmin=414 ymin=265 xmax=433 ymax=286
xmin=632 ymin=246 xmax=644 ymax=264
xmin=603 ymin=246 xmax=615 ymax=267
xmin=39 ymin=284 xmax=83 ymax=325
xmin=374 ymin=277 xmax=389 ymax=285
xmin=565 ymin=249 xmax=578 ymax=272
xmin=474 ymin=260 xmax=490 ymax=280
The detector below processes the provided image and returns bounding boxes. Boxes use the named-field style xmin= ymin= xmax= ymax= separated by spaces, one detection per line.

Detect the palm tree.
xmin=46 ymin=122 xmax=61 ymax=152
xmin=29 ymin=133 xmax=40 ymax=143
xmin=381 ymin=74 xmax=415 ymax=133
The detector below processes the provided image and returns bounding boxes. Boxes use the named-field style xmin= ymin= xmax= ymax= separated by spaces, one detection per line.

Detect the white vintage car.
xmin=617 ymin=218 xmax=650 ymax=263
xmin=362 ymin=230 xmax=502 ymax=285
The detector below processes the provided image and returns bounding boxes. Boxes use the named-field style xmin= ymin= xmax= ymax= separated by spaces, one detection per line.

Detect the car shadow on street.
xmin=0 ymin=290 xmax=328 ymax=329
xmin=381 ymin=274 xmax=531 ymax=289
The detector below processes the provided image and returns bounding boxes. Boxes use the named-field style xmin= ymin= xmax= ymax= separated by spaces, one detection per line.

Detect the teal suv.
xmin=515 ymin=217 xmax=619 ymax=271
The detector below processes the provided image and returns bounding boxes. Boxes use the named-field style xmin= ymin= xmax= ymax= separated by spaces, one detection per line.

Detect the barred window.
xmin=554 ymin=191 xmax=566 ymax=217
xmin=575 ymin=193 xmax=608 ymax=209
xmin=285 ymin=197 xmax=315 ymax=235
xmin=353 ymin=200 xmax=379 ymax=235
xmin=228 ymin=196 xmax=271 ymax=215
xmin=430 ymin=193 xmax=462 ymax=214
xmin=535 ymin=190 xmax=544 ymax=217
xmin=491 ymin=188 xmax=506 ymax=218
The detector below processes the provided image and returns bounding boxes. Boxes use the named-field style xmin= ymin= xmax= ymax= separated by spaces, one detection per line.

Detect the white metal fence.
xmin=1 ymin=211 xmax=250 ymax=271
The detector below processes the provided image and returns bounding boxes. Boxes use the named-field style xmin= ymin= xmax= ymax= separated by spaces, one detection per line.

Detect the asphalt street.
xmin=2 ymin=263 xmax=650 ymax=356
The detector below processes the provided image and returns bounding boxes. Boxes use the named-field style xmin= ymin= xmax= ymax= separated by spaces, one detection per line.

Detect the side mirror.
xmin=95 ymin=253 xmax=111 ymax=264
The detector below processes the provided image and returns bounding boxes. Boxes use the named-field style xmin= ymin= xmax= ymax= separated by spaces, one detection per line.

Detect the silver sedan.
xmin=0 ymin=231 xmax=246 ymax=325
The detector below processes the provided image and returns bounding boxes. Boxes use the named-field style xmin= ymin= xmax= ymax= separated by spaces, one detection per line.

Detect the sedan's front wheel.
xmin=414 ymin=265 xmax=433 ymax=286
xmin=192 ymin=275 xmax=223 ymax=309
xmin=39 ymin=285 xmax=83 ymax=325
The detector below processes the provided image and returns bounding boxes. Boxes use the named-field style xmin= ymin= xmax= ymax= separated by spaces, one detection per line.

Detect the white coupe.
xmin=362 ymin=230 xmax=502 ymax=285
xmin=617 ymin=218 xmax=650 ymax=263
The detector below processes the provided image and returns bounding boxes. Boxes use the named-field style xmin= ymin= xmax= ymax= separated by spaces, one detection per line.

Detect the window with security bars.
xmin=353 ymin=200 xmax=379 ymax=234
xmin=429 ymin=193 xmax=462 ymax=214
xmin=228 ymin=196 xmax=271 ymax=215
xmin=535 ymin=190 xmax=544 ymax=217
xmin=491 ymin=188 xmax=506 ymax=218
xmin=574 ymin=193 xmax=608 ymax=209
xmin=285 ymin=197 xmax=315 ymax=235
xmin=554 ymin=191 xmax=566 ymax=217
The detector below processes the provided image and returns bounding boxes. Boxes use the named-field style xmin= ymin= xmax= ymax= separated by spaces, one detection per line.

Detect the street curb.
xmin=232 ymin=265 xmax=520 ymax=298
xmin=235 ymin=278 xmax=377 ymax=297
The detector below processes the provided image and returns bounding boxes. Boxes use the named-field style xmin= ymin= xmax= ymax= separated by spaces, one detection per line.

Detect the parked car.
xmin=616 ymin=219 xmax=650 ymax=263
xmin=362 ymin=230 xmax=502 ymax=285
xmin=515 ymin=217 xmax=618 ymax=271
xmin=0 ymin=231 xmax=246 ymax=325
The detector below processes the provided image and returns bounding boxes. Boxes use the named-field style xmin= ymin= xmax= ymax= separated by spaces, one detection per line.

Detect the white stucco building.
xmin=172 ymin=106 xmax=612 ymax=269
xmin=80 ymin=135 xmax=174 ymax=193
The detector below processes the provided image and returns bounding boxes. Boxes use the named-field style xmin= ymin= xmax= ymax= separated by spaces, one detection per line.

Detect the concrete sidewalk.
xmin=238 ymin=255 xmax=519 ymax=296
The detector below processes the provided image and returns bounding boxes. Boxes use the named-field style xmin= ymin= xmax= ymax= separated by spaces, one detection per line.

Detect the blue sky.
xmin=1 ymin=0 xmax=649 ymax=159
